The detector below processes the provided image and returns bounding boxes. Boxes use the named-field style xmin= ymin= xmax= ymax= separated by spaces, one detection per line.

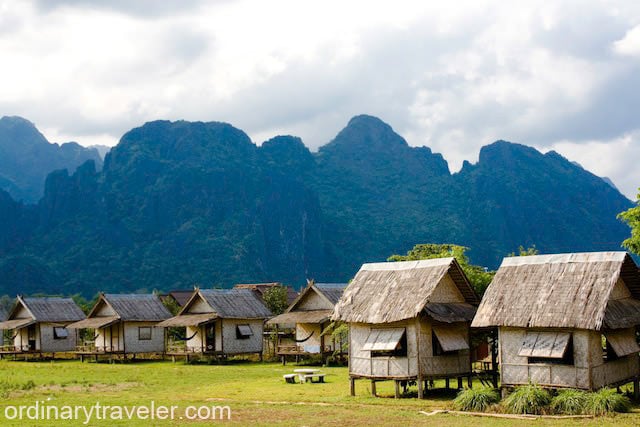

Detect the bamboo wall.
xmin=499 ymin=326 xmax=640 ymax=390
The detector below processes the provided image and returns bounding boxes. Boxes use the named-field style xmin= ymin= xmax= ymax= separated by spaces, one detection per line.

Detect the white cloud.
xmin=613 ymin=24 xmax=640 ymax=56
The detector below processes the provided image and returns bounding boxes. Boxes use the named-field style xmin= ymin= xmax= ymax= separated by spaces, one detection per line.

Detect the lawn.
xmin=0 ymin=359 xmax=638 ymax=426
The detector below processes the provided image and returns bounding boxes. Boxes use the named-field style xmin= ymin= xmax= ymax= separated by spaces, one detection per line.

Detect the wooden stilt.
xmin=467 ymin=375 xmax=473 ymax=389
xmin=445 ymin=378 xmax=450 ymax=390
xmin=418 ymin=378 xmax=424 ymax=399
xmin=394 ymin=380 xmax=400 ymax=399
xmin=458 ymin=377 xmax=463 ymax=389
xmin=350 ymin=377 xmax=355 ymax=396
xmin=371 ymin=380 xmax=377 ymax=397
xmin=634 ymin=378 xmax=639 ymax=401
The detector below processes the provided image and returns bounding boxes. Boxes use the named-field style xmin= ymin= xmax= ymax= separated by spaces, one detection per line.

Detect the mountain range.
xmin=0 ymin=116 xmax=103 ymax=203
xmin=0 ymin=115 xmax=633 ymax=297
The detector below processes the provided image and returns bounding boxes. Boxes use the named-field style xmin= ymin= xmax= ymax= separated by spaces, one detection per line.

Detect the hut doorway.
xmin=205 ymin=323 xmax=215 ymax=352
xmin=27 ymin=325 xmax=36 ymax=351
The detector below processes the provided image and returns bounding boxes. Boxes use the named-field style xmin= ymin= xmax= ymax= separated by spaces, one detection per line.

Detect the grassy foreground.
xmin=0 ymin=359 xmax=638 ymax=426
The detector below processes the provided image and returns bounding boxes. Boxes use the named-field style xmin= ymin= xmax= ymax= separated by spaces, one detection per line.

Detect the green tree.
xmin=619 ymin=190 xmax=640 ymax=254
xmin=508 ymin=245 xmax=539 ymax=257
xmin=388 ymin=243 xmax=494 ymax=296
xmin=262 ymin=285 xmax=289 ymax=315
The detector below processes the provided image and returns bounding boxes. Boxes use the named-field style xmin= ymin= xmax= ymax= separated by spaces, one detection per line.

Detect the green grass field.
xmin=0 ymin=359 xmax=638 ymax=426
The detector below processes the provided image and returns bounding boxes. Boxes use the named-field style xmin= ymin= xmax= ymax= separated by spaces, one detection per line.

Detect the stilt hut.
xmin=332 ymin=258 xmax=479 ymax=398
xmin=0 ymin=296 xmax=85 ymax=357
xmin=158 ymin=288 xmax=272 ymax=361
xmin=267 ymin=282 xmax=347 ymax=363
xmin=67 ymin=293 xmax=172 ymax=361
xmin=472 ymin=252 xmax=640 ymax=395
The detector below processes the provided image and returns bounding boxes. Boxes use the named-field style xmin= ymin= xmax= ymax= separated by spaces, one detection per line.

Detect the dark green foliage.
xmin=619 ymin=189 xmax=640 ymax=255
xmin=262 ymin=285 xmax=289 ymax=315
xmin=585 ymin=388 xmax=631 ymax=415
xmin=0 ymin=116 xmax=632 ymax=296
xmin=388 ymin=244 xmax=494 ymax=296
xmin=0 ymin=116 xmax=102 ymax=203
xmin=453 ymin=387 xmax=500 ymax=412
xmin=550 ymin=389 xmax=588 ymax=415
xmin=502 ymin=384 xmax=551 ymax=415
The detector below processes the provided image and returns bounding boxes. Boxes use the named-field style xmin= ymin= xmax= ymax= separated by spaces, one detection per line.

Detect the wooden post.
xmin=371 ymin=380 xmax=377 ymax=397
xmin=467 ymin=375 xmax=473 ymax=389
xmin=634 ymin=378 xmax=639 ymax=401
xmin=491 ymin=328 xmax=499 ymax=388
xmin=394 ymin=380 xmax=400 ymax=398
xmin=445 ymin=378 xmax=450 ymax=390
xmin=350 ymin=377 xmax=355 ymax=396
xmin=458 ymin=377 xmax=463 ymax=389
xmin=418 ymin=378 xmax=424 ymax=399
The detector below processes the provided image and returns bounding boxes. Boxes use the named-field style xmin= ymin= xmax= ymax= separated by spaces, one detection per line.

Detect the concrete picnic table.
xmin=293 ymin=368 xmax=320 ymax=383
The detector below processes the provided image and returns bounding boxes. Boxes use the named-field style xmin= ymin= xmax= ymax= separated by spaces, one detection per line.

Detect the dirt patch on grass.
xmin=39 ymin=382 xmax=141 ymax=393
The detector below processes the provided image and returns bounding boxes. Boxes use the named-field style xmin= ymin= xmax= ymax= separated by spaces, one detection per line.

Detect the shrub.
xmin=585 ymin=388 xmax=631 ymax=416
xmin=550 ymin=389 xmax=588 ymax=415
xmin=502 ymin=384 xmax=551 ymax=415
xmin=453 ymin=387 xmax=500 ymax=412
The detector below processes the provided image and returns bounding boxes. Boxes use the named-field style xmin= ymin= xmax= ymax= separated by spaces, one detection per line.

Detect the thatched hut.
xmin=158 ymin=288 xmax=272 ymax=360
xmin=472 ymin=252 xmax=640 ymax=395
xmin=267 ymin=282 xmax=347 ymax=363
xmin=67 ymin=293 xmax=172 ymax=361
xmin=0 ymin=296 xmax=85 ymax=357
xmin=332 ymin=258 xmax=479 ymax=398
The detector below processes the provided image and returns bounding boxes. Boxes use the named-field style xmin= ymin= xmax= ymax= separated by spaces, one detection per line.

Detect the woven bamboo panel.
xmin=549 ymin=366 xmax=579 ymax=388
xmin=529 ymin=365 xmax=552 ymax=385
xmin=502 ymin=365 xmax=529 ymax=385
xmin=350 ymin=357 xmax=371 ymax=376
xmin=500 ymin=328 xmax=527 ymax=365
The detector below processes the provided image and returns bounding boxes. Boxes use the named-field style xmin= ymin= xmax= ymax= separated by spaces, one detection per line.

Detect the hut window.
xmin=363 ymin=328 xmax=407 ymax=357
xmin=53 ymin=327 xmax=68 ymax=340
xmin=432 ymin=326 xmax=469 ymax=355
xmin=519 ymin=331 xmax=574 ymax=365
xmin=138 ymin=327 xmax=152 ymax=341
xmin=603 ymin=330 xmax=640 ymax=359
xmin=236 ymin=324 xmax=253 ymax=339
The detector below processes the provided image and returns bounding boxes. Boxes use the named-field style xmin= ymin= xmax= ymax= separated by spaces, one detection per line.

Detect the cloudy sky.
xmin=2 ymin=1 xmax=640 ymax=199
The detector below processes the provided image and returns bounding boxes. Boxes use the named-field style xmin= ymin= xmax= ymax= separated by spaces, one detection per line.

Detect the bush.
xmin=502 ymin=384 xmax=551 ymax=415
xmin=550 ymin=389 xmax=588 ymax=415
xmin=453 ymin=388 xmax=500 ymax=412
xmin=585 ymin=388 xmax=631 ymax=416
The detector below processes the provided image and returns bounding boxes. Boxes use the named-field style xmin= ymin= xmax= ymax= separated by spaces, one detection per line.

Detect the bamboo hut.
xmin=0 ymin=296 xmax=85 ymax=357
xmin=332 ymin=258 xmax=479 ymax=398
xmin=67 ymin=293 xmax=172 ymax=361
xmin=158 ymin=288 xmax=272 ymax=361
xmin=267 ymin=282 xmax=347 ymax=363
xmin=472 ymin=252 xmax=640 ymax=395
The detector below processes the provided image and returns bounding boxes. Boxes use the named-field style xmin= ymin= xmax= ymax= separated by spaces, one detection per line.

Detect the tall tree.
xmin=619 ymin=189 xmax=640 ymax=255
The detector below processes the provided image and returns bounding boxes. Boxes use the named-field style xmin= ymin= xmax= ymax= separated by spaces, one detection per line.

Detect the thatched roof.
xmin=177 ymin=289 xmax=272 ymax=319
xmin=98 ymin=294 xmax=172 ymax=321
xmin=332 ymin=258 xmax=479 ymax=324
xmin=472 ymin=252 xmax=640 ymax=330
xmin=267 ymin=309 xmax=333 ymax=325
xmin=314 ymin=283 xmax=347 ymax=305
xmin=7 ymin=296 xmax=85 ymax=323
xmin=157 ymin=313 xmax=217 ymax=328
xmin=67 ymin=316 xmax=119 ymax=330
